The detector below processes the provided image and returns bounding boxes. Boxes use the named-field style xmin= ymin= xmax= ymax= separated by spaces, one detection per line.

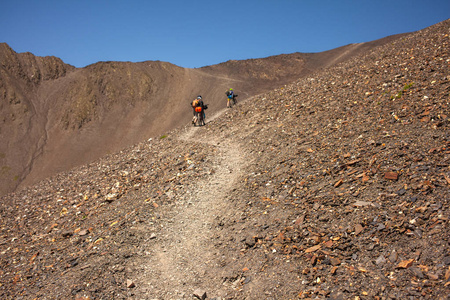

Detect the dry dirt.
xmin=0 ymin=20 xmax=449 ymax=300
xmin=132 ymin=121 xmax=247 ymax=299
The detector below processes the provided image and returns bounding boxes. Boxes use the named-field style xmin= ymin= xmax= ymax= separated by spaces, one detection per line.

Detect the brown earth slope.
xmin=1 ymin=32 xmax=407 ymax=197
xmin=0 ymin=19 xmax=448 ymax=299
xmin=0 ymin=44 xmax=74 ymax=196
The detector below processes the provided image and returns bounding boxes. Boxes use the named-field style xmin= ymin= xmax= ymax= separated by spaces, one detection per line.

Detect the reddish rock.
xmin=396 ymin=259 xmax=414 ymax=269
xmin=384 ymin=172 xmax=399 ymax=180
xmin=330 ymin=257 xmax=341 ymax=266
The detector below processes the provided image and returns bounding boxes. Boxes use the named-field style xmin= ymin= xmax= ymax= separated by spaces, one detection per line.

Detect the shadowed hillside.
xmin=0 ymin=19 xmax=448 ymax=299
xmin=0 ymin=32 xmax=409 ymax=196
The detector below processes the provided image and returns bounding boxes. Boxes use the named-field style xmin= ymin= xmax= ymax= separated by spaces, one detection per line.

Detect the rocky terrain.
xmin=0 ymin=19 xmax=449 ymax=299
xmin=0 ymin=32 xmax=406 ymax=197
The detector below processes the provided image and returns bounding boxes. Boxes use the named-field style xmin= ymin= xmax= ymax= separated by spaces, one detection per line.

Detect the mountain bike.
xmin=232 ymin=94 xmax=238 ymax=105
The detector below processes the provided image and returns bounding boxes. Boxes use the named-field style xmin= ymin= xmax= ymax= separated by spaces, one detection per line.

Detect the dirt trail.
xmin=323 ymin=43 xmax=364 ymax=68
xmin=133 ymin=110 xmax=246 ymax=299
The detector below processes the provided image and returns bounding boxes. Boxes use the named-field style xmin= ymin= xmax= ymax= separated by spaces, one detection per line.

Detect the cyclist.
xmin=191 ymin=95 xmax=206 ymax=125
xmin=226 ymin=88 xmax=234 ymax=108
xmin=191 ymin=96 xmax=200 ymax=124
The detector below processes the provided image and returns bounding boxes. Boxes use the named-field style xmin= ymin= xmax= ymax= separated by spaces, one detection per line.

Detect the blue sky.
xmin=1 ymin=0 xmax=449 ymax=68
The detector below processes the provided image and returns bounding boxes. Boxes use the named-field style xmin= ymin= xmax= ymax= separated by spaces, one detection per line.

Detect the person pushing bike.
xmin=191 ymin=95 xmax=207 ymax=126
xmin=226 ymin=88 xmax=234 ymax=108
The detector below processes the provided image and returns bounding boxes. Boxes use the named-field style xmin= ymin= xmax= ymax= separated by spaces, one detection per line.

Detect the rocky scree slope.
xmin=0 ymin=20 xmax=449 ymax=299
xmin=196 ymin=20 xmax=449 ymax=299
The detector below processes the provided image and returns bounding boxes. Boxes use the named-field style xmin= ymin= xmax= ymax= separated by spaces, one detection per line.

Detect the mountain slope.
xmin=0 ymin=32 xmax=409 ymax=196
xmin=0 ymin=43 xmax=74 ymax=195
xmin=0 ymin=19 xmax=449 ymax=299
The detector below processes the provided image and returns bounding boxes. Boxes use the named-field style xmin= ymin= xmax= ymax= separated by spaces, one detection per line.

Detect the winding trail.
xmin=134 ymin=109 xmax=247 ymax=299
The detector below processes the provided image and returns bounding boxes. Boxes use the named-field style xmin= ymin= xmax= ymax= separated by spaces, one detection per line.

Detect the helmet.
xmin=197 ymin=95 xmax=202 ymax=99
xmin=229 ymin=88 xmax=233 ymax=91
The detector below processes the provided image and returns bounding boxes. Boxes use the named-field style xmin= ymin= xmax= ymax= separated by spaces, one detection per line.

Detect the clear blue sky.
xmin=1 ymin=0 xmax=449 ymax=68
